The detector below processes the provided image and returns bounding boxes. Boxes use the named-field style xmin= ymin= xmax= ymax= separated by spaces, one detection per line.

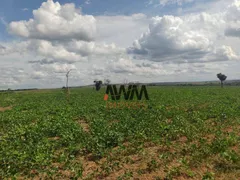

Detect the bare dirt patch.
xmin=24 ymin=141 xmax=240 ymax=180
xmin=78 ymin=120 xmax=90 ymax=133
xmin=177 ymin=136 xmax=188 ymax=143
xmin=0 ymin=106 xmax=12 ymax=112
xmin=197 ymin=103 xmax=209 ymax=109
xmin=108 ymin=119 xmax=119 ymax=125
xmin=203 ymin=134 xmax=216 ymax=144
xmin=80 ymin=156 xmax=101 ymax=178
xmin=48 ymin=136 xmax=61 ymax=141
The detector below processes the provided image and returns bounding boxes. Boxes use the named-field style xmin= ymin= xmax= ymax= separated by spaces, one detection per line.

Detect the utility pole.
xmin=66 ymin=69 xmax=72 ymax=102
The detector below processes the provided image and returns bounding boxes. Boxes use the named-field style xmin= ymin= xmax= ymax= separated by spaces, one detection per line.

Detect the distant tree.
xmin=135 ymin=81 xmax=140 ymax=87
xmin=217 ymin=73 xmax=227 ymax=88
xmin=94 ymin=80 xmax=103 ymax=91
xmin=123 ymin=78 xmax=128 ymax=86
xmin=104 ymin=79 xmax=111 ymax=85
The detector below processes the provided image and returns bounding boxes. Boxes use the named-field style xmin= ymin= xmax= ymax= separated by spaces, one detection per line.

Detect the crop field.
xmin=0 ymin=86 xmax=240 ymax=179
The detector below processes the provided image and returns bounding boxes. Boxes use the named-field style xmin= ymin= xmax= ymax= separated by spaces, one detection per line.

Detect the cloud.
xmin=1 ymin=0 xmax=240 ymax=89
xmin=22 ymin=8 xmax=29 ymax=11
xmin=96 ymin=14 xmax=149 ymax=47
xmin=90 ymin=65 xmax=106 ymax=76
xmin=85 ymin=0 xmax=91 ymax=5
xmin=8 ymin=0 xmax=96 ymax=42
xmin=0 ymin=17 xmax=7 ymax=26
xmin=128 ymin=10 xmax=240 ymax=63
xmin=0 ymin=44 xmax=6 ymax=54
xmin=31 ymin=62 xmax=76 ymax=73
xmin=225 ymin=1 xmax=240 ymax=37
xmin=106 ymin=57 xmax=229 ymax=79
xmin=0 ymin=67 xmax=28 ymax=86
xmin=31 ymin=71 xmax=46 ymax=79
xmin=149 ymin=0 xmax=194 ymax=6
xmin=65 ymin=40 xmax=125 ymax=57
xmin=108 ymin=58 xmax=175 ymax=76
xmin=203 ymin=45 xmax=239 ymax=62
xmin=28 ymin=58 xmax=58 ymax=65
xmin=0 ymin=41 xmax=29 ymax=56
xmin=225 ymin=25 xmax=240 ymax=37
xmin=225 ymin=0 xmax=240 ymax=21
xmin=24 ymin=39 xmax=124 ymax=65
xmin=28 ymin=64 xmax=87 ymax=88
xmin=159 ymin=0 xmax=194 ymax=6
xmin=29 ymin=40 xmax=85 ymax=63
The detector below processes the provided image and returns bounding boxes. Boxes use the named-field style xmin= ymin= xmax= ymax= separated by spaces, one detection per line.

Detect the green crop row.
xmin=0 ymin=86 xmax=239 ymax=179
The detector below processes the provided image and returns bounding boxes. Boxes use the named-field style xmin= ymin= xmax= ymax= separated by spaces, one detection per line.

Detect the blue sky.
xmin=0 ymin=0 xmax=151 ymax=22
xmin=0 ymin=0 xmax=163 ymax=18
xmin=0 ymin=0 xmax=210 ymax=19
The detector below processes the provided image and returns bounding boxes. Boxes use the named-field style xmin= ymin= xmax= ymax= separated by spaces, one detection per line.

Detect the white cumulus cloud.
xmin=8 ymin=0 xmax=96 ymax=42
xmin=128 ymin=8 xmax=240 ymax=63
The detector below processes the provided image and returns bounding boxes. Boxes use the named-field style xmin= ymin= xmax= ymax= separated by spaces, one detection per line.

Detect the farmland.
xmin=0 ymin=86 xmax=239 ymax=179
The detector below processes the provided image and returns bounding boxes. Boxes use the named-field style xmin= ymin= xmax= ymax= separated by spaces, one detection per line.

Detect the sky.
xmin=0 ymin=0 xmax=240 ymax=89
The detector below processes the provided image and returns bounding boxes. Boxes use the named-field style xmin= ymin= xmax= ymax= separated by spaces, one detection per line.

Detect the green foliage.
xmin=202 ymin=171 xmax=215 ymax=180
xmin=0 ymin=86 xmax=239 ymax=178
